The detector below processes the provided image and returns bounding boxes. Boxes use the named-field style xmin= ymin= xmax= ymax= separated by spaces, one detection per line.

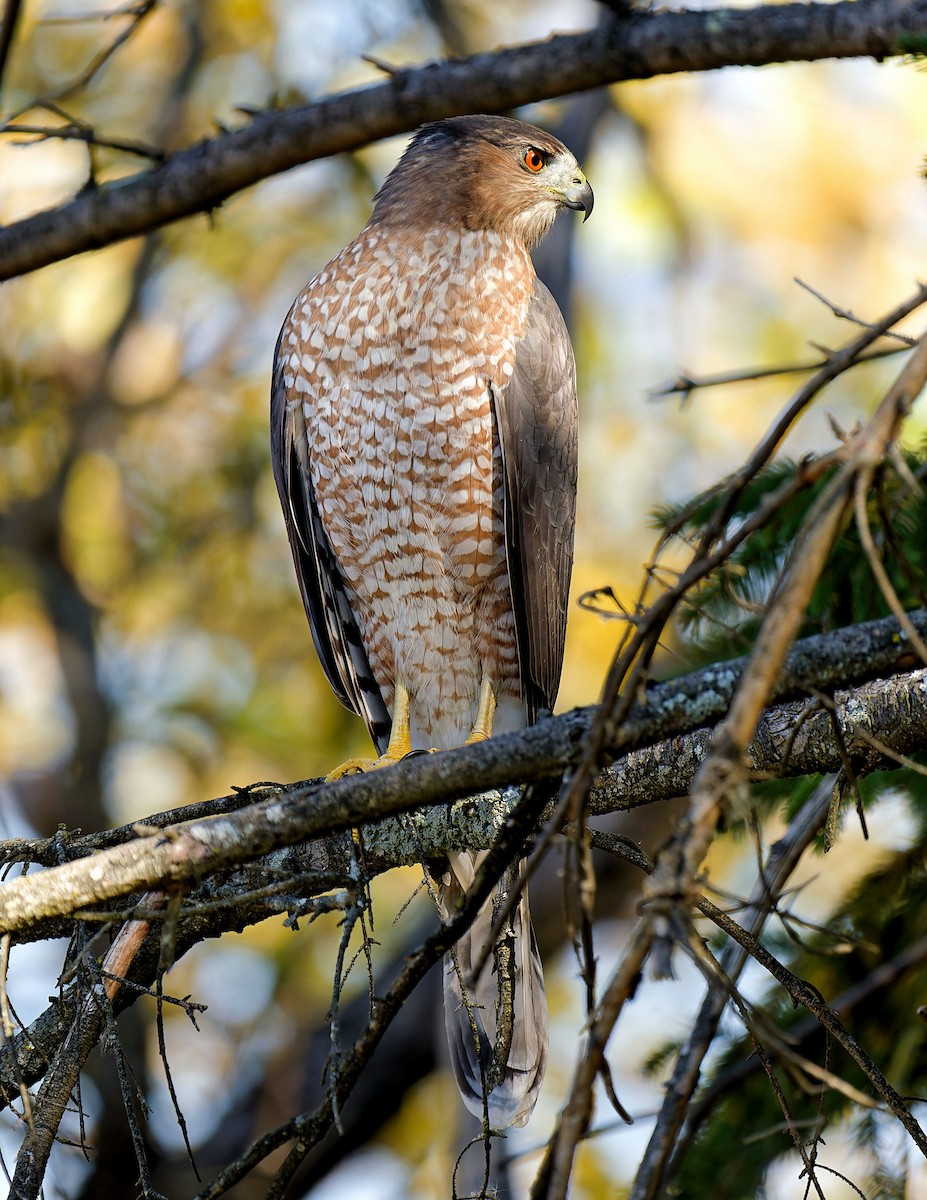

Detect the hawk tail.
xmin=441 ymin=851 xmax=548 ymax=1129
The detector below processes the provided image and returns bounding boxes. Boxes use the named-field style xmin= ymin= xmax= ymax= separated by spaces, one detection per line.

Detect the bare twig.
xmin=0 ymin=935 xmax=32 ymax=1134
xmin=10 ymin=957 xmax=109 ymax=1198
xmin=628 ymin=775 xmax=835 ymax=1200
xmin=532 ymin=921 xmax=653 ymax=1199
xmin=648 ymin=330 xmax=927 ymax=912
xmin=697 ymin=894 xmax=927 ymax=1157
xmin=854 ymin=466 xmax=927 ymax=664
xmin=796 ymin=277 xmax=921 ymax=345
xmin=6 ymin=0 xmax=155 ymax=119
xmin=155 ymin=976 xmax=200 ymax=1182
xmin=2 ymin=121 xmax=163 ymax=160
xmin=681 ymin=938 xmax=831 ymax=1200
xmin=649 ymin=345 xmax=906 ymax=401
xmin=533 ymin=321 xmax=927 ymax=1200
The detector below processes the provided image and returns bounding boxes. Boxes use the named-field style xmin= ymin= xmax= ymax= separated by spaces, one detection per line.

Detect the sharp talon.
xmin=325 ymin=757 xmax=379 ymax=781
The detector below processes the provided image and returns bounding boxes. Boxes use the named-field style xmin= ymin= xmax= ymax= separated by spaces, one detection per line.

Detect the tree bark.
xmin=2 ymin=0 xmax=926 ymax=279
xmin=1 ymin=611 xmax=926 ymax=939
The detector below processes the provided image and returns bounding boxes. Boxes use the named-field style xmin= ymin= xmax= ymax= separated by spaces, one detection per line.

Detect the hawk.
xmin=271 ymin=114 xmax=592 ymax=1129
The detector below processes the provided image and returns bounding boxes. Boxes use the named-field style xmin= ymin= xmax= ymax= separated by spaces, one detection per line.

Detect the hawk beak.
xmin=559 ymin=174 xmax=594 ymax=222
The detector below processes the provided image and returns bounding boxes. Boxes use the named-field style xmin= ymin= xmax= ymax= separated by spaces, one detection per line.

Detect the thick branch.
xmin=0 ymin=626 xmax=926 ymax=940
xmin=2 ymin=0 xmax=926 ymax=279
xmin=0 ymin=661 xmax=925 ymax=1113
xmin=3 ymin=604 xmax=923 ymax=874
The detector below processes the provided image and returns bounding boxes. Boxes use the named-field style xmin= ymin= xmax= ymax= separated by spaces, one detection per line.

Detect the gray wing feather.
xmin=270 ymin=330 xmax=392 ymax=754
xmin=492 ymin=278 xmax=578 ymax=723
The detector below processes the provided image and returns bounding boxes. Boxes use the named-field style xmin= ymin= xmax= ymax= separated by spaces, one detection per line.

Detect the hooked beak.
xmin=559 ymin=172 xmax=594 ymax=221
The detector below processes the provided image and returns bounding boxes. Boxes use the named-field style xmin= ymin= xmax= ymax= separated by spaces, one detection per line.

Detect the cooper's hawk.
xmin=271 ymin=114 xmax=591 ymax=1129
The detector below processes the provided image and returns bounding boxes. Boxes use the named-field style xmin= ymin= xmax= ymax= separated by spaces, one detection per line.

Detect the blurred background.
xmin=2 ymin=0 xmax=927 ymax=1196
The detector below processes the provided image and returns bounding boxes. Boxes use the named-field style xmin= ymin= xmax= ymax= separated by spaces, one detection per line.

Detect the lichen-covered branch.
xmin=1 ymin=619 xmax=926 ymax=942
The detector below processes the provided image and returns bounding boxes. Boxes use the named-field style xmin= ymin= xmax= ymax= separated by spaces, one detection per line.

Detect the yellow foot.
xmin=326 ymin=675 xmax=498 ymax=778
xmin=325 ymin=680 xmax=418 ymax=780
xmin=464 ymin=676 xmax=497 ymax=744
xmin=326 ymin=750 xmax=407 ymax=781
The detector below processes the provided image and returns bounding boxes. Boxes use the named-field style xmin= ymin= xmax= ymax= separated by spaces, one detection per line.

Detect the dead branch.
xmin=669 ymin=931 xmax=927 ymax=1167
xmin=0 ymin=622 xmax=926 ymax=946
xmin=4 ymin=0 xmax=156 ymax=120
xmin=649 ymin=345 xmax=906 ymax=401
xmin=536 ymin=330 xmax=927 ymax=1199
xmin=2 ymin=0 xmax=927 ymax=279
xmin=653 ymin=331 xmax=927 ymax=905
xmin=627 ymin=775 xmax=835 ymax=1200
xmin=1 ymin=656 xmax=926 ymax=1148
xmin=696 ymin=894 xmax=927 ymax=1157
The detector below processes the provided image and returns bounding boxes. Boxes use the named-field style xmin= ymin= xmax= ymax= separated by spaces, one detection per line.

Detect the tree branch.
xmin=627 ymin=775 xmax=835 ymax=1200
xmin=1 ymin=613 xmax=926 ymax=940
xmin=1 ymin=630 xmax=926 ymax=1179
xmin=2 ymin=0 xmax=926 ymax=279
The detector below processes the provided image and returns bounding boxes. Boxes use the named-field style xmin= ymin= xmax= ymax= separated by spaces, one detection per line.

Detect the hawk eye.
xmin=523 ymin=148 xmax=545 ymax=173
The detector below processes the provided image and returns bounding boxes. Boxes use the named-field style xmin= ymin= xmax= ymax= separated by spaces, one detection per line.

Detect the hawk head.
xmin=371 ymin=114 xmax=593 ymax=246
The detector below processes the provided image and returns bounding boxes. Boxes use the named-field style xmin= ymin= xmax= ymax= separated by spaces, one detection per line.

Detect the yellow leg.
xmin=465 ymin=676 xmax=496 ymax=744
xmin=326 ymin=681 xmax=415 ymax=780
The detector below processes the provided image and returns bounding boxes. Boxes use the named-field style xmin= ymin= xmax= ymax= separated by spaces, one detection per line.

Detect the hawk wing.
xmin=492 ymin=278 xmax=579 ymax=724
xmin=270 ymin=330 xmax=392 ymax=754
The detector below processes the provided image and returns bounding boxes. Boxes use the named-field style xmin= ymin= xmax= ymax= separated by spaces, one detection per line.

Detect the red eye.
xmin=524 ymin=148 xmax=545 ymax=173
